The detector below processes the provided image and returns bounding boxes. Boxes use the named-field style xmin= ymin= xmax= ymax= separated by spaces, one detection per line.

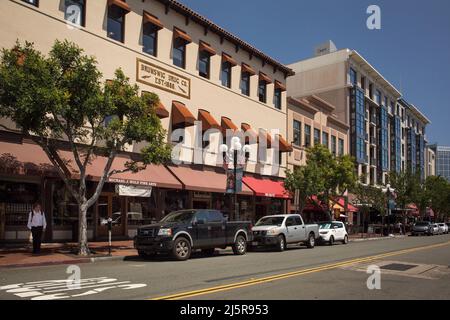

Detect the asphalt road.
xmin=0 ymin=234 xmax=449 ymax=300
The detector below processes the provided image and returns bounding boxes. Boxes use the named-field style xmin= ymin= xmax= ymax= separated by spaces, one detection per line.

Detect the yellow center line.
xmin=149 ymin=240 xmax=450 ymax=300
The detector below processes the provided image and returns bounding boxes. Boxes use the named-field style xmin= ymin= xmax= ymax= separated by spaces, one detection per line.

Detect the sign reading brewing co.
xmin=136 ymin=58 xmax=191 ymax=99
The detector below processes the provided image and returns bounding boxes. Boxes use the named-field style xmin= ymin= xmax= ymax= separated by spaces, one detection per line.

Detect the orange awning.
xmin=241 ymin=123 xmax=258 ymax=144
xmin=199 ymin=41 xmax=216 ymax=56
xmin=274 ymin=80 xmax=286 ymax=91
xmin=167 ymin=165 xmax=253 ymax=195
xmin=222 ymin=53 xmax=237 ymax=66
xmin=221 ymin=117 xmax=238 ymax=136
xmin=143 ymin=11 xmax=163 ymax=29
xmin=0 ymin=140 xmax=181 ymax=189
xmin=108 ymin=0 xmax=131 ymax=13
xmin=173 ymin=27 xmax=192 ymax=43
xmin=171 ymin=101 xmax=196 ymax=128
xmin=155 ymin=101 xmax=169 ymax=119
xmin=259 ymin=72 xmax=272 ymax=84
xmin=198 ymin=109 xmax=221 ymax=132
xmin=275 ymin=134 xmax=293 ymax=153
xmin=241 ymin=63 xmax=256 ymax=75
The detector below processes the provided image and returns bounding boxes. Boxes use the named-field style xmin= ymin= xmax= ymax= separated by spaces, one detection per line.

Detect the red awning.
xmin=334 ymin=197 xmax=359 ymax=213
xmin=406 ymin=203 xmax=419 ymax=216
xmin=243 ymin=176 xmax=290 ymax=199
xmin=167 ymin=165 xmax=253 ymax=195
xmin=0 ymin=140 xmax=181 ymax=189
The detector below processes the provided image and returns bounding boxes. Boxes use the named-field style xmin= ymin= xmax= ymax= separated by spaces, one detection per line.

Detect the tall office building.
xmin=430 ymin=145 xmax=450 ymax=181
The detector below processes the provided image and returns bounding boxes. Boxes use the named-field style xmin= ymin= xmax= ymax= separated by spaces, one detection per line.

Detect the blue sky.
xmin=180 ymin=0 xmax=450 ymax=146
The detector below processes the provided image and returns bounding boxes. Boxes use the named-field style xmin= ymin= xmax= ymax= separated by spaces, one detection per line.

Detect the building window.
xmin=64 ymin=0 xmax=85 ymax=26
xmin=304 ymin=125 xmax=311 ymax=148
xmin=331 ymin=135 xmax=337 ymax=156
xmin=198 ymin=50 xmax=210 ymax=79
xmin=322 ymin=132 xmax=329 ymax=148
xmin=369 ymin=83 xmax=373 ymax=99
xmin=293 ymin=120 xmax=301 ymax=146
xmin=143 ymin=23 xmax=158 ymax=56
xmin=375 ymin=90 xmax=381 ymax=105
xmin=349 ymin=68 xmax=357 ymax=86
xmin=221 ymin=61 xmax=232 ymax=88
xmin=338 ymin=138 xmax=344 ymax=156
xmin=361 ymin=76 xmax=366 ymax=90
xmin=22 ymin=0 xmax=38 ymax=6
xmin=173 ymin=37 xmax=186 ymax=69
xmin=240 ymin=72 xmax=250 ymax=96
xmin=258 ymin=80 xmax=267 ymax=103
xmin=107 ymin=3 xmax=127 ymax=43
xmin=314 ymin=128 xmax=321 ymax=146
xmin=274 ymin=88 xmax=282 ymax=109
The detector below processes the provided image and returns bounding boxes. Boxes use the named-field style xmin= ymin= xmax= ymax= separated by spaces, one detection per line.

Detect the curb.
xmin=0 ymin=254 xmax=128 ymax=269
xmin=350 ymin=235 xmax=407 ymax=242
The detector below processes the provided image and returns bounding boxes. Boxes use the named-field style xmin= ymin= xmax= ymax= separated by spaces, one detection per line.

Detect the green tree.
xmin=284 ymin=144 xmax=357 ymax=219
xmin=0 ymin=40 xmax=171 ymax=255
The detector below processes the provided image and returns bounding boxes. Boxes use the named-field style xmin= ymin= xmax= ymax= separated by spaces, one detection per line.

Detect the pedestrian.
xmin=27 ymin=202 xmax=47 ymax=254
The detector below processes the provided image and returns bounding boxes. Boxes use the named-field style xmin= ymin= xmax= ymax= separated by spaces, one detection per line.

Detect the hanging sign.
xmin=116 ymin=184 xmax=152 ymax=198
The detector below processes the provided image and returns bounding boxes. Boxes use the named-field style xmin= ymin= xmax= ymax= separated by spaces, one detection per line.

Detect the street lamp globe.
xmin=219 ymin=144 xmax=228 ymax=154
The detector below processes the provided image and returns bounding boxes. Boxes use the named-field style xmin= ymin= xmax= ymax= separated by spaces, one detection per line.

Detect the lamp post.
xmin=382 ymin=183 xmax=395 ymax=236
xmin=220 ymin=137 xmax=250 ymax=221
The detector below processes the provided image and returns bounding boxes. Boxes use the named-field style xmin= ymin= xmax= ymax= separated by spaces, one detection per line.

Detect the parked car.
xmin=134 ymin=209 xmax=253 ymax=261
xmin=318 ymin=221 xmax=349 ymax=245
xmin=429 ymin=223 xmax=440 ymax=235
xmin=411 ymin=221 xmax=432 ymax=236
xmin=437 ymin=223 xmax=448 ymax=234
xmin=250 ymin=214 xmax=319 ymax=251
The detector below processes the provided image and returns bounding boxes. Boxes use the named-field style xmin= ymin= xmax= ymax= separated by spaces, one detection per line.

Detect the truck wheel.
xmin=172 ymin=237 xmax=191 ymax=261
xmin=276 ymin=235 xmax=286 ymax=252
xmin=343 ymin=235 xmax=349 ymax=244
xmin=306 ymin=233 xmax=315 ymax=249
xmin=232 ymin=234 xmax=247 ymax=255
xmin=202 ymin=248 xmax=215 ymax=256
xmin=329 ymin=236 xmax=334 ymax=246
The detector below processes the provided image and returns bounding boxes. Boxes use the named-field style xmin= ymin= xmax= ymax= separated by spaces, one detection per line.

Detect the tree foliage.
xmin=0 ymin=40 xmax=171 ymax=254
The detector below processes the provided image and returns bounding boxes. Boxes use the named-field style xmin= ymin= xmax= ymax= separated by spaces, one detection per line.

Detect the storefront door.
xmin=96 ymin=193 xmax=125 ymax=238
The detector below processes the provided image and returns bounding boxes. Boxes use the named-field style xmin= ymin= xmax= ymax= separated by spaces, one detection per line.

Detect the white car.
xmin=437 ymin=223 xmax=448 ymax=234
xmin=318 ymin=221 xmax=349 ymax=245
xmin=429 ymin=224 xmax=440 ymax=235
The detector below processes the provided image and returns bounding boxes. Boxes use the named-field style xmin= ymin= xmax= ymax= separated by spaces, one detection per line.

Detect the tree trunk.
xmin=78 ymin=203 xmax=89 ymax=256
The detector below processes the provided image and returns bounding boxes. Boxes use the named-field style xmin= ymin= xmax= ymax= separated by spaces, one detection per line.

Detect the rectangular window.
xmin=361 ymin=77 xmax=366 ymax=90
xmin=293 ymin=120 xmax=301 ymax=146
xmin=258 ymin=80 xmax=267 ymax=103
xmin=314 ymin=128 xmax=321 ymax=145
xmin=331 ymin=136 xmax=337 ymax=156
xmin=349 ymin=68 xmax=357 ymax=86
xmin=375 ymin=90 xmax=381 ymax=105
xmin=22 ymin=0 xmax=38 ymax=6
xmin=173 ymin=37 xmax=186 ymax=69
xmin=107 ymin=4 xmax=126 ymax=43
xmin=369 ymin=83 xmax=373 ymax=99
xmin=322 ymin=132 xmax=329 ymax=148
xmin=240 ymin=72 xmax=250 ymax=96
xmin=338 ymin=138 xmax=344 ymax=156
xmin=221 ymin=61 xmax=231 ymax=88
xmin=198 ymin=50 xmax=210 ymax=79
xmin=64 ymin=0 xmax=85 ymax=26
xmin=304 ymin=125 xmax=311 ymax=148
xmin=274 ymin=88 xmax=282 ymax=109
xmin=143 ymin=23 xmax=158 ymax=56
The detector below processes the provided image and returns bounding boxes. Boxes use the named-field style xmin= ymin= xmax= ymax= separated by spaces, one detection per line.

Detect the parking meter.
xmin=101 ymin=218 xmax=113 ymax=256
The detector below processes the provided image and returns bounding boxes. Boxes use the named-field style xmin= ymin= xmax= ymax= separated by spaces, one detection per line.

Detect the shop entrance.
xmin=96 ymin=193 xmax=126 ymax=238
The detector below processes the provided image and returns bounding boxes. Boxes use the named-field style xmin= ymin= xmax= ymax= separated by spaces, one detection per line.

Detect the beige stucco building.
xmin=0 ymin=0 xmax=294 ymax=242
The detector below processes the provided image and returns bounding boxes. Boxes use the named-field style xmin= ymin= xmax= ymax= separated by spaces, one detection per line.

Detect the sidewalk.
xmin=349 ymin=233 xmax=408 ymax=242
xmin=0 ymin=241 xmax=136 ymax=269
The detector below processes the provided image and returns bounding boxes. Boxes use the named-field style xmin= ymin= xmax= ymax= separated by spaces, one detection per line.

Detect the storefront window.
xmin=127 ymin=193 xmax=158 ymax=226
xmin=164 ymin=190 xmax=188 ymax=216
xmin=0 ymin=180 xmax=40 ymax=226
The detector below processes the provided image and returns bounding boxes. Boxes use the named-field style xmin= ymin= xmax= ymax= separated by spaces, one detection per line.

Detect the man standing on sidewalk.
xmin=27 ymin=202 xmax=47 ymax=254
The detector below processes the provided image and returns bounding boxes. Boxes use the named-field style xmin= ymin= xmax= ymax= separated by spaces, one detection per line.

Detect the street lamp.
xmin=220 ymin=137 xmax=251 ymax=221
xmin=382 ymin=183 xmax=395 ymax=236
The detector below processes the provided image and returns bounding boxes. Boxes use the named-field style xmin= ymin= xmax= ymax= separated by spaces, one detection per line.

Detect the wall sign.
xmin=136 ymin=59 xmax=191 ymax=99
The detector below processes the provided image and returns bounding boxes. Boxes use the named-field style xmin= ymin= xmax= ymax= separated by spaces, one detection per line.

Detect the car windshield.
xmin=415 ymin=222 xmax=429 ymax=226
xmin=160 ymin=210 xmax=195 ymax=223
xmin=319 ymin=223 xmax=332 ymax=229
xmin=256 ymin=217 xmax=285 ymax=226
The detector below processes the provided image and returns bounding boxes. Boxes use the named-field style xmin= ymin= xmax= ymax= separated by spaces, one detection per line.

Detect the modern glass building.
xmin=430 ymin=145 xmax=450 ymax=181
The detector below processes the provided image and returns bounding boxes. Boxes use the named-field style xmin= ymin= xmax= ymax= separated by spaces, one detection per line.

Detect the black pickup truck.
xmin=134 ymin=209 xmax=253 ymax=261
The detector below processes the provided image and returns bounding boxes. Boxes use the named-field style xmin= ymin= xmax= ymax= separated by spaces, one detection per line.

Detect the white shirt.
xmin=27 ymin=211 xmax=47 ymax=230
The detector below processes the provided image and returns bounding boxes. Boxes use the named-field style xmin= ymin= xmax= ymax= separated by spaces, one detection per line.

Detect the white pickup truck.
xmin=250 ymin=214 xmax=320 ymax=251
